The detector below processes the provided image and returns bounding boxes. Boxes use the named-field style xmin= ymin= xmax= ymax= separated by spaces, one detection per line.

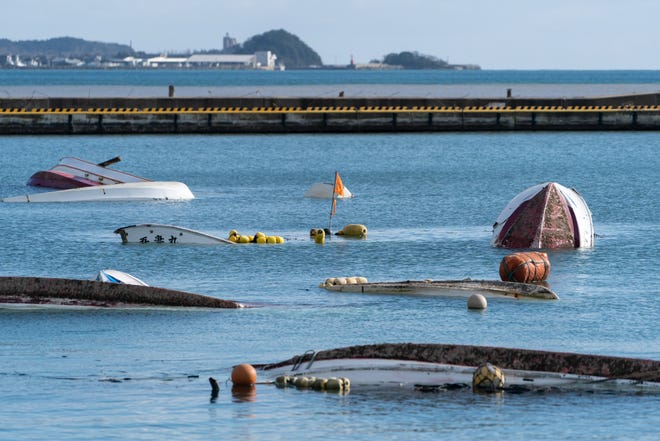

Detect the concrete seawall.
xmin=2 ymin=93 xmax=660 ymax=134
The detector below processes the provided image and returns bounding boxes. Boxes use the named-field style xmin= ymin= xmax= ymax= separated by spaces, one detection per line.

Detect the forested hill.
xmin=0 ymin=36 xmax=135 ymax=59
xmin=225 ymin=29 xmax=323 ymax=68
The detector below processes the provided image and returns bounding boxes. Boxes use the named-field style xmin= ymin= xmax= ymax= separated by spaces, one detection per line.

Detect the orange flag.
xmin=330 ymin=172 xmax=343 ymax=219
xmin=333 ymin=172 xmax=344 ymax=197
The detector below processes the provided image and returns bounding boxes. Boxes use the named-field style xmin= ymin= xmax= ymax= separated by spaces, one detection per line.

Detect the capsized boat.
xmin=304 ymin=182 xmax=353 ymax=199
xmin=114 ymin=224 xmax=234 ymax=245
xmin=0 ymin=276 xmax=244 ymax=309
xmin=2 ymin=181 xmax=194 ymax=203
xmin=320 ymin=278 xmax=558 ymax=300
xmin=93 ymin=269 xmax=149 ymax=286
xmin=492 ymin=182 xmax=594 ymax=249
xmin=258 ymin=343 xmax=660 ymax=392
xmin=27 ymin=156 xmax=151 ymax=189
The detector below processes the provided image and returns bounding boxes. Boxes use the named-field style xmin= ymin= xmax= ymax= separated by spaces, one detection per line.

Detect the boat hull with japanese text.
xmin=114 ymin=223 xmax=234 ymax=245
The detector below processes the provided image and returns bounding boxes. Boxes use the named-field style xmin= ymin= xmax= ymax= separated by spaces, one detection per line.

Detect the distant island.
xmin=0 ymin=30 xmax=480 ymax=70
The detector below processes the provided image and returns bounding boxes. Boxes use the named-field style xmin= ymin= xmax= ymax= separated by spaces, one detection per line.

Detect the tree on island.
xmin=381 ymin=51 xmax=450 ymax=69
xmin=0 ymin=36 xmax=134 ymax=61
xmin=224 ymin=29 xmax=323 ymax=68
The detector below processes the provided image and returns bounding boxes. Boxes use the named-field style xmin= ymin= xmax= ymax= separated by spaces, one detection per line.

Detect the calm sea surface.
xmin=1 ymin=70 xmax=659 ymax=440
xmin=2 ymin=68 xmax=660 ymax=98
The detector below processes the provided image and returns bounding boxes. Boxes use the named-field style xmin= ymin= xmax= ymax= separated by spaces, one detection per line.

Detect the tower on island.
xmin=223 ymin=33 xmax=238 ymax=51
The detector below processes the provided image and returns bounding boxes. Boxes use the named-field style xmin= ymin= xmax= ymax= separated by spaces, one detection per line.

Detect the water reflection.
xmin=232 ymin=385 xmax=257 ymax=403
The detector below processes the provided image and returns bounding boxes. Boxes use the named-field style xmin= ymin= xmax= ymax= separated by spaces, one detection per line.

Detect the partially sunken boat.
xmin=2 ymin=181 xmax=194 ymax=203
xmin=0 ymin=276 xmax=243 ymax=308
xmin=492 ymin=182 xmax=594 ymax=249
xmin=258 ymin=343 xmax=660 ymax=392
xmin=320 ymin=278 xmax=558 ymax=300
xmin=27 ymin=156 xmax=151 ymax=189
xmin=114 ymin=224 xmax=234 ymax=245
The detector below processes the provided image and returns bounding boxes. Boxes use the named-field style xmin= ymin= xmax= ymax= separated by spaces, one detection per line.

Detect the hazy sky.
xmin=4 ymin=0 xmax=660 ymax=69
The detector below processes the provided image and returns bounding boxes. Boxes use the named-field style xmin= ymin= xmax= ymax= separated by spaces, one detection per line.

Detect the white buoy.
xmin=467 ymin=294 xmax=487 ymax=310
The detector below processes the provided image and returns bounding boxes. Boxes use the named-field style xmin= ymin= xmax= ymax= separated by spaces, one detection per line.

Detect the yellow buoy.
xmin=472 ymin=363 xmax=505 ymax=392
xmin=275 ymin=236 xmax=284 ymax=244
xmin=275 ymin=375 xmax=290 ymax=387
xmin=323 ymin=277 xmax=336 ymax=286
xmin=315 ymin=229 xmax=325 ymax=244
xmin=325 ymin=377 xmax=343 ymax=391
xmin=336 ymin=224 xmax=367 ymax=238
xmin=238 ymin=235 xmax=250 ymax=244
xmin=312 ymin=378 xmax=328 ymax=391
xmin=231 ymin=363 xmax=257 ymax=386
xmin=255 ymin=236 xmax=267 ymax=244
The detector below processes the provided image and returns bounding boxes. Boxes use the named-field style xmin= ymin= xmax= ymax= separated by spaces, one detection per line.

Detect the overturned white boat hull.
xmin=304 ymin=182 xmax=353 ymax=199
xmin=93 ymin=269 xmax=149 ymax=286
xmin=114 ymin=224 xmax=234 ymax=245
xmin=259 ymin=343 xmax=660 ymax=392
xmin=3 ymin=181 xmax=194 ymax=203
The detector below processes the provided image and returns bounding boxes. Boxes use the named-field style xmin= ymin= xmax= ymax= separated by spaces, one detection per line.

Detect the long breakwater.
xmin=1 ymin=93 xmax=660 ymax=134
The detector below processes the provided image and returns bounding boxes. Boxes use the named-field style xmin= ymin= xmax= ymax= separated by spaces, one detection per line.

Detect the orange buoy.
xmin=231 ymin=363 xmax=257 ymax=386
xmin=499 ymin=251 xmax=550 ymax=283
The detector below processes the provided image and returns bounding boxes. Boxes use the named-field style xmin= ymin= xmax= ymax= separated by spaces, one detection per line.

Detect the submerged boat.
xmin=320 ymin=278 xmax=558 ymax=300
xmin=93 ymin=269 xmax=149 ymax=286
xmin=2 ymin=181 xmax=194 ymax=203
xmin=492 ymin=182 xmax=594 ymax=249
xmin=27 ymin=156 xmax=151 ymax=189
xmin=258 ymin=343 xmax=660 ymax=392
xmin=304 ymin=182 xmax=353 ymax=199
xmin=114 ymin=224 xmax=234 ymax=245
xmin=0 ymin=276 xmax=243 ymax=309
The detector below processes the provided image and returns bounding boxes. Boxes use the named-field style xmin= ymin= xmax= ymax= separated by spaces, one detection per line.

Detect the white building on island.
xmin=144 ymin=51 xmax=280 ymax=70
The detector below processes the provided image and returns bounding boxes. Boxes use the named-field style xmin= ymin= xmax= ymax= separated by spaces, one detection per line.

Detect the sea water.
xmin=2 ymin=68 xmax=660 ymax=98
xmin=1 ymin=71 xmax=659 ymax=440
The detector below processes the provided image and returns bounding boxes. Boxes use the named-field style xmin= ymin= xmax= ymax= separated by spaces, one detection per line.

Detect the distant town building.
xmin=144 ymin=55 xmax=188 ymax=68
xmin=187 ymin=54 xmax=254 ymax=68
xmin=223 ymin=33 xmax=238 ymax=50
xmin=0 ymin=43 xmax=281 ymax=70
xmin=144 ymin=51 xmax=279 ymax=70
xmin=254 ymin=51 xmax=277 ymax=69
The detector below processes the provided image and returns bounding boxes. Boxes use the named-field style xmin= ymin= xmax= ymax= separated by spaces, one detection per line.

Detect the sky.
xmin=3 ymin=0 xmax=660 ymax=69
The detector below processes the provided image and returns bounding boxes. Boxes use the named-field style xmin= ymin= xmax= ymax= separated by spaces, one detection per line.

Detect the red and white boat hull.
xmin=27 ymin=156 xmax=150 ymax=189
xmin=492 ymin=182 xmax=594 ymax=249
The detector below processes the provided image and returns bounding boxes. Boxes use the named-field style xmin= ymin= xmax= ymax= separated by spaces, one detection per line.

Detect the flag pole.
xmin=328 ymin=171 xmax=338 ymax=234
